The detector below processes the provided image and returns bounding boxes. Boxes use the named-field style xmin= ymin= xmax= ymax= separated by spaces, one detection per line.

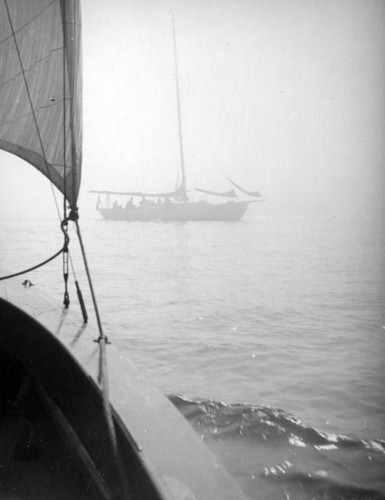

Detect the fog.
xmin=1 ymin=0 xmax=384 ymax=219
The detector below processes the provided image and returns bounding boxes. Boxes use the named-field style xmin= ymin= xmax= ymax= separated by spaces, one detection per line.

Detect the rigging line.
xmin=0 ymin=219 xmax=70 ymax=282
xmin=73 ymin=218 xmax=104 ymax=338
xmin=74 ymin=217 xmax=130 ymax=499
xmin=0 ymin=216 xmax=75 ymax=285
xmin=61 ymin=1 xmax=69 ymax=308
xmin=0 ymin=247 xmax=65 ymax=281
xmin=0 ymin=0 xmax=57 ymax=45
xmin=62 ymin=7 xmax=80 ymax=214
xmin=61 ymin=0 xmax=67 ymax=219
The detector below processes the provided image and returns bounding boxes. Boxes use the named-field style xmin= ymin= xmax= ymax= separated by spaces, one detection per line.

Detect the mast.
xmin=172 ymin=14 xmax=188 ymax=200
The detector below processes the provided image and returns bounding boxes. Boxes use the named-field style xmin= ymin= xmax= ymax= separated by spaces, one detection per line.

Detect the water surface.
xmin=1 ymin=214 xmax=384 ymax=499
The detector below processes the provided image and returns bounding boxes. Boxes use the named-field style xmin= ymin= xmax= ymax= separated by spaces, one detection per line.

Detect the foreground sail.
xmin=0 ymin=0 xmax=82 ymax=208
xmin=0 ymin=2 xmax=250 ymax=498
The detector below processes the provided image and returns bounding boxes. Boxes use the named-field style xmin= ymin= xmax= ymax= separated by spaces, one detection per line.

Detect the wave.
xmin=265 ymin=469 xmax=385 ymax=500
xmin=169 ymin=394 xmax=385 ymax=453
xmin=169 ymin=394 xmax=385 ymax=500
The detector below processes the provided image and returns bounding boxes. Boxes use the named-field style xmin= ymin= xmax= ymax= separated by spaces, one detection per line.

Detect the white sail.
xmin=0 ymin=0 xmax=82 ymax=208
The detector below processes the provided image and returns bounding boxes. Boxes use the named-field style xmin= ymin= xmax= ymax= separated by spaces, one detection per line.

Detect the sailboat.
xmin=0 ymin=1 xmax=249 ymax=498
xmin=91 ymin=16 xmax=264 ymax=222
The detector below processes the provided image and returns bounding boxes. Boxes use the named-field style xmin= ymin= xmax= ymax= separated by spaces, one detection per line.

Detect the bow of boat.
xmin=0 ymin=278 xmax=249 ymax=500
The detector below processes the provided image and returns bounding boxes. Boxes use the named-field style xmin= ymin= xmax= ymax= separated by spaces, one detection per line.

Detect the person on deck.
xmin=126 ymin=198 xmax=134 ymax=209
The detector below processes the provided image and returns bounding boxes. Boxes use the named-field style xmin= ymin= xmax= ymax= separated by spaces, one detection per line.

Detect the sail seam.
xmin=0 ymin=0 xmax=57 ymax=45
xmin=1 ymin=98 xmax=71 ymax=126
xmin=0 ymin=48 xmax=63 ymax=90
xmin=3 ymin=0 xmax=58 ymax=190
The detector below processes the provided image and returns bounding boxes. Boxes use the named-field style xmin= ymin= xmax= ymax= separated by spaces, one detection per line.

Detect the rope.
xmin=0 ymin=247 xmax=65 ymax=281
xmin=0 ymin=218 xmax=69 ymax=282
xmin=74 ymin=218 xmax=131 ymax=499
xmin=73 ymin=218 xmax=104 ymax=336
xmin=62 ymin=219 xmax=70 ymax=307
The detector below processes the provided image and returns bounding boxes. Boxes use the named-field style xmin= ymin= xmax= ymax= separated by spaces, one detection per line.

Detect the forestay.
xmin=0 ymin=0 xmax=82 ymax=208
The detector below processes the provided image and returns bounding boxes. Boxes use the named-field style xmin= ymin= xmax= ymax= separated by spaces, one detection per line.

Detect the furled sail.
xmin=0 ymin=0 xmax=82 ymax=208
xmin=90 ymin=183 xmax=187 ymax=199
xmin=90 ymin=190 xmax=180 ymax=198
xmin=227 ymin=178 xmax=261 ymax=198
xmin=195 ymin=188 xmax=238 ymax=198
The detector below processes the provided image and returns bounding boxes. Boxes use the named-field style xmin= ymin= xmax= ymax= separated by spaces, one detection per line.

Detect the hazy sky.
xmin=1 ymin=0 xmax=384 ymax=218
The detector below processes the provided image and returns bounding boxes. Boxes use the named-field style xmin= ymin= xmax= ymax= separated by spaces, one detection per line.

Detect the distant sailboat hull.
xmin=99 ymin=201 xmax=250 ymax=221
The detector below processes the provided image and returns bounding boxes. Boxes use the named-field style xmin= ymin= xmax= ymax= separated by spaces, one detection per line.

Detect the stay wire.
xmin=74 ymin=218 xmax=131 ymax=499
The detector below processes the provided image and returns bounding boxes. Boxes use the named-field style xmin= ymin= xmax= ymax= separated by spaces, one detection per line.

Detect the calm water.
xmin=1 ymin=214 xmax=385 ymax=499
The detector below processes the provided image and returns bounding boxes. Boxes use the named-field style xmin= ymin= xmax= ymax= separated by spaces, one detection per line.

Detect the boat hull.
xmin=99 ymin=201 xmax=250 ymax=221
xmin=0 ymin=280 xmax=249 ymax=500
